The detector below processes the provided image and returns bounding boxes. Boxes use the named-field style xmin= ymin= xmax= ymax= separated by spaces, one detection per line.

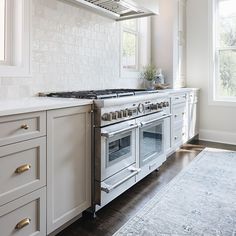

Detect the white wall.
xmin=151 ymin=0 xmax=176 ymax=86
xmin=0 ymin=0 xmax=142 ymax=100
xmin=187 ymin=0 xmax=236 ymax=144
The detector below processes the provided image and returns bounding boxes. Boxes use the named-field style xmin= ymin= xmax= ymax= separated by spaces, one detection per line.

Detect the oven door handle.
xmin=101 ymin=167 xmax=141 ymax=194
xmin=101 ymin=124 xmax=138 ymax=138
xmin=140 ymin=114 xmax=172 ymax=127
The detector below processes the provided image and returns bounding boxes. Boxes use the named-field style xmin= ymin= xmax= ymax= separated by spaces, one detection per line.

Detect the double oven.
xmin=40 ymin=89 xmax=171 ymax=211
xmin=94 ymin=96 xmax=171 ymax=209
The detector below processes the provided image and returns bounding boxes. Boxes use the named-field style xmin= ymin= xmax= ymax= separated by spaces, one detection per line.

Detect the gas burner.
xmin=41 ymin=89 xmax=158 ymax=100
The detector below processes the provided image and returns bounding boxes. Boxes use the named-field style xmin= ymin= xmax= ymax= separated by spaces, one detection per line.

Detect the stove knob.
xmin=118 ymin=110 xmax=124 ymax=118
xmin=108 ymin=112 xmax=113 ymax=121
xmin=166 ymin=101 xmax=169 ymax=107
xmin=115 ymin=111 xmax=119 ymax=119
xmin=128 ymin=109 xmax=133 ymax=117
xmin=158 ymin=103 xmax=163 ymax=109
xmin=151 ymin=103 xmax=158 ymax=110
xmin=123 ymin=109 xmax=129 ymax=117
xmin=163 ymin=102 xmax=167 ymax=107
xmin=102 ymin=113 xmax=112 ymax=121
xmin=111 ymin=112 xmax=118 ymax=120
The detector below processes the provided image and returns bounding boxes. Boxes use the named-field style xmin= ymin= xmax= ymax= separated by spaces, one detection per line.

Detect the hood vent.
xmin=63 ymin=0 xmax=159 ymax=21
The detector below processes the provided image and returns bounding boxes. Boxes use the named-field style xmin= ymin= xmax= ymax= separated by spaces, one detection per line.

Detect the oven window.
xmin=140 ymin=122 xmax=163 ymax=166
xmin=107 ymin=132 xmax=132 ymax=167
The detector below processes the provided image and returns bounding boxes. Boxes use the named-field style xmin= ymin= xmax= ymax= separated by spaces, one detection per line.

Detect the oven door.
xmin=138 ymin=113 xmax=170 ymax=168
xmin=100 ymin=120 xmax=138 ymax=181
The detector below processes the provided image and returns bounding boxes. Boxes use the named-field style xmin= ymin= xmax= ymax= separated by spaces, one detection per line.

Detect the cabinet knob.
xmin=15 ymin=164 xmax=31 ymax=174
xmin=15 ymin=218 xmax=31 ymax=230
xmin=21 ymin=124 xmax=29 ymax=130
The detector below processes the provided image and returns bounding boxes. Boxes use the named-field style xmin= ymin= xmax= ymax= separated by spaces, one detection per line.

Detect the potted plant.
xmin=140 ymin=64 xmax=157 ymax=89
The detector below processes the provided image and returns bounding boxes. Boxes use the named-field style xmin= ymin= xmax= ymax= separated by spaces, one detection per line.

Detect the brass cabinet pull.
xmin=21 ymin=124 xmax=29 ymax=130
xmin=15 ymin=218 xmax=31 ymax=230
xmin=15 ymin=164 xmax=31 ymax=174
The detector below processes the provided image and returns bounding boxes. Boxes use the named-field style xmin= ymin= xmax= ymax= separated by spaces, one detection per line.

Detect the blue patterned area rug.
xmin=113 ymin=148 xmax=236 ymax=236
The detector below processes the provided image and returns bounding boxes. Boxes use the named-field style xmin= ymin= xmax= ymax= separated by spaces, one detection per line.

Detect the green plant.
xmin=140 ymin=65 xmax=157 ymax=81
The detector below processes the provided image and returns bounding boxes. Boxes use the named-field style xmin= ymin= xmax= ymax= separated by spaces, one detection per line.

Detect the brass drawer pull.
xmin=15 ymin=218 xmax=31 ymax=230
xmin=21 ymin=124 xmax=29 ymax=130
xmin=15 ymin=164 xmax=31 ymax=174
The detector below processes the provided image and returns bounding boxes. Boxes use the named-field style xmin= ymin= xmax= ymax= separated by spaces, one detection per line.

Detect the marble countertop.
xmin=0 ymin=97 xmax=93 ymax=117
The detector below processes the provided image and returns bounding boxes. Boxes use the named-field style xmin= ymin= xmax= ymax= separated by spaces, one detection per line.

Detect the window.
xmin=0 ymin=0 xmax=6 ymax=62
xmin=121 ymin=19 xmax=139 ymax=72
xmin=0 ymin=0 xmax=31 ymax=76
xmin=213 ymin=0 xmax=236 ymax=102
xmin=120 ymin=18 xmax=151 ymax=78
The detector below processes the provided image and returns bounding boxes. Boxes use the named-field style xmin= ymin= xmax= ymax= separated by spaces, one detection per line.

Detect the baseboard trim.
xmin=199 ymin=129 xmax=236 ymax=145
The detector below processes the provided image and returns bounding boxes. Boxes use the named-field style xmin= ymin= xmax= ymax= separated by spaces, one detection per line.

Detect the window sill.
xmin=209 ymin=98 xmax=236 ymax=107
xmin=120 ymin=70 xmax=139 ymax=79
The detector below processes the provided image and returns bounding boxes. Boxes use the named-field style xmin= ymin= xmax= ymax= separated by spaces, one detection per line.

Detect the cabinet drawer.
xmin=0 ymin=188 xmax=46 ymax=236
xmin=0 ymin=112 xmax=46 ymax=146
xmin=172 ymin=103 xmax=187 ymax=124
xmin=171 ymin=93 xmax=187 ymax=105
xmin=0 ymin=138 xmax=46 ymax=206
xmin=173 ymin=126 xmax=184 ymax=145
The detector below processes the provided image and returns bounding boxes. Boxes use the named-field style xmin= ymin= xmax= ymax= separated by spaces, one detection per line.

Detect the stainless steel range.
xmin=43 ymin=89 xmax=171 ymax=211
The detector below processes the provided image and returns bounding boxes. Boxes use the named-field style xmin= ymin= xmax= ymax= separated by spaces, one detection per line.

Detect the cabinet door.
xmin=47 ymin=106 xmax=91 ymax=234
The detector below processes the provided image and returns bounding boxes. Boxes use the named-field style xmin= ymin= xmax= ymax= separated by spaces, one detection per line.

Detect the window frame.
xmin=120 ymin=19 xmax=140 ymax=78
xmin=0 ymin=0 xmax=31 ymax=77
xmin=209 ymin=0 xmax=236 ymax=106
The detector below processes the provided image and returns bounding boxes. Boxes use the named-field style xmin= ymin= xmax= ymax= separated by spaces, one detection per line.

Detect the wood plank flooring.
xmin=57 ymin=140 xmax=235 ymax=236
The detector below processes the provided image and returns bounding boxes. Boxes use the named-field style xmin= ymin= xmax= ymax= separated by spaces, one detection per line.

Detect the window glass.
xmin=216 ymin=0 xmax=236 ymax=98
xmin=121 ymin=19 xmax=138 ymax=72
xmin=122 ymin=31 xmax=136 ymax=70
xmin=0 ymin=0 xmax=5 ymax=62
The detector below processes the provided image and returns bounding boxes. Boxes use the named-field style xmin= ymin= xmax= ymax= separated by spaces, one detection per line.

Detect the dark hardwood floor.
xmin=57 ymin=140 xmax=236 ymax=236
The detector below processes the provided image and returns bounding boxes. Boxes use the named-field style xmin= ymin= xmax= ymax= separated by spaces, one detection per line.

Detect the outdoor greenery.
xmin=218 ymin=1 xmax=236 ymax=97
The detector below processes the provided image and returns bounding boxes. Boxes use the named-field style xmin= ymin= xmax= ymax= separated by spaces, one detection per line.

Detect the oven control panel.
xmin=100 ymin=97 xmax=170 ymax=125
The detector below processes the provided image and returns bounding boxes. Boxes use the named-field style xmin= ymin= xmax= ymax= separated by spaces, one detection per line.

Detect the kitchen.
xmin=0 ymin=0 xmax=236 ymax=236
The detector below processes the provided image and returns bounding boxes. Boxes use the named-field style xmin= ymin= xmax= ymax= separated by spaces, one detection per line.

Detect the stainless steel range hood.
xmin=63 ymin=0 xmax=159 ymax=21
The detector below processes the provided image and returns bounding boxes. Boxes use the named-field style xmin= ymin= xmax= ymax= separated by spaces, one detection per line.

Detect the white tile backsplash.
xmin=0 ymin=0 xmax=142 ymax=100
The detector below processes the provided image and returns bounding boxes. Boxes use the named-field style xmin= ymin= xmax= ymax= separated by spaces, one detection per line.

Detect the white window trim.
xmin=120 ymin=18 xmax=151 ymax=79
xmin=208 ymin=0 xmax=236 ymax=107
xmin=0 ymin=0 xmax=31 ymax=77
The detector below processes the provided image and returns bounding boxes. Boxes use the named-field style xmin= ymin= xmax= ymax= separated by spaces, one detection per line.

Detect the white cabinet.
xmin=47 ymin=106 xmax=91 ymax=234
xmin=0 ymin=112 xmax=47 ymax=236
xmin=170 ymin=90 xmax=200 ymax=152
xmin=171 ymin=93 xmax=188 ymax=149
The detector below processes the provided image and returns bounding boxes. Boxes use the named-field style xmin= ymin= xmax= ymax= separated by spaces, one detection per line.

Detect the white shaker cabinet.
xmin=47 ymin=106 xmax=91 ymax=234
xmin=0 ymin=111 xmax=47 ymax=236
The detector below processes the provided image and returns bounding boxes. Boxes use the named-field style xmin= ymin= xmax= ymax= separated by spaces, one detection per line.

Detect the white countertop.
xmin=157 ymin=88 xmax=200 ymax=94
xmin=0 ymin=88 xmax=199 ymax=117
xmin=0 ymin=97 xmax=93 ymax=117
